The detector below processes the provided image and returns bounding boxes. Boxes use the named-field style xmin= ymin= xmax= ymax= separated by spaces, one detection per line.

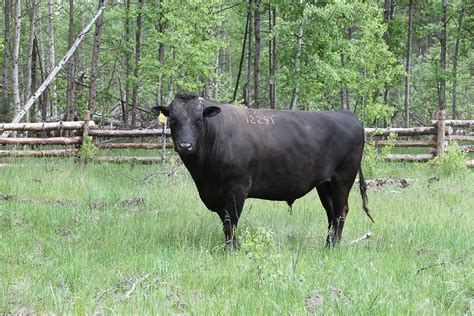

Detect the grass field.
xmin=0 ymin=157 xmax=473 ymax=314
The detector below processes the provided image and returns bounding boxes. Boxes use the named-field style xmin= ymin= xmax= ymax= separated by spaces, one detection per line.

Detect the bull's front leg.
xmin=220 ymin=189 xmax=246 ymax=250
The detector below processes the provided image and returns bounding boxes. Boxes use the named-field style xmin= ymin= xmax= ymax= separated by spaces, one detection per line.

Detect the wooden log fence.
xmin=385 ymin=154 xmax=434 ymax=162
xmin=0 ymin=149 xmax=78 ymax=157
xmin=88 ymin=129 xmax=170 ymax=137
xmin=93 ymin=156 xmax=167 ymax=164
xmin=0 ymin=136 xmax=82 ymax=145
xmin=0 ymin=110 xmax=472 ymax=166
xmin=97 ymin=143 xmax=173 ymax=149
xmin=0 ymin=121 xmax=96 ymax=131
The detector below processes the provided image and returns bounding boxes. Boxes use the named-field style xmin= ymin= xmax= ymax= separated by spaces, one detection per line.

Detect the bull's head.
xmin=151 ymin=92 xmax=220 ymax=154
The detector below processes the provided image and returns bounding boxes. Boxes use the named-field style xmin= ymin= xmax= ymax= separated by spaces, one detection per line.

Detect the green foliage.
xmin=77 ymin=136 xmax=99 ymax=159
xmin=0 ymin=0 xmax=472 ymax=126
xmin=428 ymin=142 xmax=468 ymax=176
xmin=362 ymin=141 xmax=378 ymax=179
xmin=363 ymin=133 xmax=397 ymax=179
xmin=240 ymin=227 xmax=275 ymax=259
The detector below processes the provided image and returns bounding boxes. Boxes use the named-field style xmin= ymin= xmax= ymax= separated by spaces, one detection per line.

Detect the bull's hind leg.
xmin=329 ymin=176 xmax=353 ymax=244
xmin=316 ymin=182 xmax=336 ymax=247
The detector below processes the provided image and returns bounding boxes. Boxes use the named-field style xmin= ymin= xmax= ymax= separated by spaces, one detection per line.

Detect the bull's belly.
xmin=248 ymin=172 xmax=326 ymax=202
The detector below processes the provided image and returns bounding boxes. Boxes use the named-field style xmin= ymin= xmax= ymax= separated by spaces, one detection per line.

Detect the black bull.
xmin=152 ymin=93 xmax=374 ymax=248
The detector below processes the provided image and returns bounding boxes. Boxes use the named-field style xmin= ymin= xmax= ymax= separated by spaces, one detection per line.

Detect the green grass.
xmin=0 ymin=158 xmax=473 ymax=314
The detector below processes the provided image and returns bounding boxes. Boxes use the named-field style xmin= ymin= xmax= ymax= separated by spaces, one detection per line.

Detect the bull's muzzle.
xmin=176 ymin=142 xmax=194 ymax=154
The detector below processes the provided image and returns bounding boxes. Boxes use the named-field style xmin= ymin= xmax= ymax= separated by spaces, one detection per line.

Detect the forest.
xmin=0 ymin=0 xmax=472 ymax=128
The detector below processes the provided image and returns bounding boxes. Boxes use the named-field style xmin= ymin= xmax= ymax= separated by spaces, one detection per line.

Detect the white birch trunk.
xmin=47 ymin=0 xmax=58 ymax=116
xmin=290 ymin=20 xmax=304 ymax=111
xmin=11 ymin=0 xmax=21 ymax=117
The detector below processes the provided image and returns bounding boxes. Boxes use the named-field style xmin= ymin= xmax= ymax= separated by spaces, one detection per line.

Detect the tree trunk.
xmin=253 ymin=0 xmax=261 ymax=108
xmin=2 ymin=0 xmax=11 ymax=117
xmin=65 ymin=0 xmax=76 ymax=121
xmin=25 ymin=0 xmax=38 ymax=120
xmin=383 ymin=0 xmax=392 ymax=41
xmin=35 ymin=7 xmax=48 ymax=121
xmin=131 ymin=0 xmax=144 ymax=128
xmin=438 ymin=0 xmax=447 ymax=112
xmin=215 ymin=49 xmax=220 ymax=99
xmin=35 ymin=32 xmax=48 ymax=122
xmin=451 ymin=6 xmax=464 ymax=119
xmin=290 ymin=14 xmax=305 ymax=111
xmin=340 ymin=52 xmax=346 ymax=110
xmin=156 ymin=41 xmax=165 ymax=107
xmin=436 ymin=0 xmax=448 ymax=157
xmin=29 ymin=38 xmax=38 ymax=122
xmin=47 ymin=0 xmax=57 ymax=116
xmin=404 ymin=0 xmax=413 ymax=127
xmin=268 ymin=4 xmax=276 ymax=109
xmin=245 ymin=0 xmax=253 ymax=107
xmin=231 ymin=11 xmax=249 ymax=103
xmin=11 ymin=0 xmax=21 ymax=118
xmin=88 ymin=0 xmax=105 ymax=114
xmin=123 ymin=0 xmax=131 ymax=127
xmin=156 ymin=7 xmax=165 ymax=109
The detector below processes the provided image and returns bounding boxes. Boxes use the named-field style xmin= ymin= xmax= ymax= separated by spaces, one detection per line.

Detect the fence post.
xmin=158 ymin=113 xmax=167 ymax=162
xmin=82 ymin=110 xmax=91 ymax=146
xmin=436 ymin=110 xmax=446 ymax=156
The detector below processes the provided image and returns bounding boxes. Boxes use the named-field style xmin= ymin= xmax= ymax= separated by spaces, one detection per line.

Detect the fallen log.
xmin=0 ymin=136 xmax=81 ymax=145
xmin=447 ymin=135 xmax=474 ymax=142
xmin=385 ymin=154 xmax=434 ymax=162
xmin=459 ymin=145 xmax=474 ymax=152
xmin=375 ymin=140 xmax=437 ymax=147
xmin=0 ymin=121 xmax=94 ymax=131
xmin=365 ymin=127 xmax=438 ymax=136
xmin=0 ymin=149 xmax=77 ymax=157
xmin=97 ymin=143 xmax=173 ymax=149
xmin=89 ymin=129 xmax=170 ymax=137
xmin=431 ymin=120 xmax=474 ymax=127
xmin=93 ymin=156 xmax=166 ymax=164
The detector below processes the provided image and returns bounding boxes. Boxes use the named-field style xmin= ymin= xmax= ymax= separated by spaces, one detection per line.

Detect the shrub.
xmin=428 ymin=142 xmax=467 ymax=176
xmin=78 ymin=136 xmax=99 ymax=159
xmin=362 ymin=132 xmax=397 ymax=179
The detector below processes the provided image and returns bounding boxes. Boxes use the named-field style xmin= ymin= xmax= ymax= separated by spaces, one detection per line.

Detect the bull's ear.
xmin=151 ymin=105 xmax=169 ymax=117
xmin=203 ymin=106 xmax=221 ymax=118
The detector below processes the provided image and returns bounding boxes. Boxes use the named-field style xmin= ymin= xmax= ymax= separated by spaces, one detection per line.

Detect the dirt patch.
xmin=365 ymin=177 xmax=417 ymax=190
xmin=304 ymin=291 xmax=324 ymax=314
xmin=329 ymin=284 xmax=351 ymax=306
xmin=121 ymin=197 xmax=145 ymax=208
xmin=90 ymin=200 xmax=108 ymax=210
xmin=0 ymin=194 xmax=14 ymax=201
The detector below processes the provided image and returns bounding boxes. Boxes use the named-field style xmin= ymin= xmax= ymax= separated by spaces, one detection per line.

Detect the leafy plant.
xmin=428 ymin=142 xmax=467 ymax=176
xmin=78 ymin=136 xmax=99 ymax=159
xmin=363 ymin=133 xmax=397 ymax=179
xmin=240 ymin=227 xmax=274 ymax=259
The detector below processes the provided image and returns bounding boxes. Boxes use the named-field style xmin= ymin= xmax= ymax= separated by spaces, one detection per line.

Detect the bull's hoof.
xmin=326 ymin=235 xmax=340 ymax=248
xmin=224 ymin=238 xmax=240 ymax=252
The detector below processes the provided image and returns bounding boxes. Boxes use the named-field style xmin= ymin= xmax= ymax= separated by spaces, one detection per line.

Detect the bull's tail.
xmin=359 ymin=165 xmax=375 ymax=223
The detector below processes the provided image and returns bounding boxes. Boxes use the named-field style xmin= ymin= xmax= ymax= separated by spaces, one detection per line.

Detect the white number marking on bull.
xmin=246 ymin=114 xmax=275 ymax=125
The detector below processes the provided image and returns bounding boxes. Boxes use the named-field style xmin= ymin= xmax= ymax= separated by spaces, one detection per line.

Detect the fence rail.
xmin=0 ymin=110 xmax=472 ymax=166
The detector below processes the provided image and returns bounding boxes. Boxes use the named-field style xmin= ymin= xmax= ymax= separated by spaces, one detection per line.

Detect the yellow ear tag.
xmin=159 ymin=113 xmax=167 ymax=124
